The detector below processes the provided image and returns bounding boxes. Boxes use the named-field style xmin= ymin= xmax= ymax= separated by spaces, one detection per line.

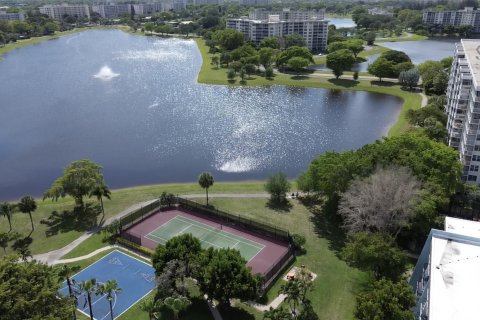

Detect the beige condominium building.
xmin=226 ymin=9 xmax=328 ymax=52
xmin=39 ymin=4 xmax=90 ymax=20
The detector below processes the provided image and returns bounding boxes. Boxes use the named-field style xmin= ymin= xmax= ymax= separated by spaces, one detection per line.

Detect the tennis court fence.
xmin=176 ymin=197 xmax=292 ymax=244
xmin=119 ymin=199 xmax=161 ymax=232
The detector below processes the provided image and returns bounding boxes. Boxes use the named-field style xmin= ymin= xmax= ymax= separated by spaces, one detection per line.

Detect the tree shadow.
xmin=218 ymin=304 xmax=255 ymax=320
xmin=228 ymin=79 xmax=236 ymax=84
xmin=308 ymin=197 xmax=347 ymax=257
xmin=370 ymin=80 xmax=396 ymax=87
xmin=240 ymin=80 xmax=247 ymax=85
xmin=266 ymin=199 xmax=293 ymax=212
xmin=327 ymin=78 xmax=360 ymax=88
xmin=11 ymin=236 xmax=32 ymax=251
xmin=290 ymin=75 xmax=309 ymax=80
xmin=40 ymin=203 xmax=101 ymax=237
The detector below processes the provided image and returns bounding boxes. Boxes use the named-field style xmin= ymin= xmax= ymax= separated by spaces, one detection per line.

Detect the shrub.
xmin=117 ymin=237 xmax=154 ymax=257
xmin=291 ymin=233 xmax=306 ymax=253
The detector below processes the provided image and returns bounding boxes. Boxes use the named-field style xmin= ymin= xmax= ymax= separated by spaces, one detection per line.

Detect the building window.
xmin=471 ymin=165 xmax=480 ymax=172
xmin=468 ymin=175 xmax=478 ymax=181
xmin=475 ymin=145 xmax=480 ymax=151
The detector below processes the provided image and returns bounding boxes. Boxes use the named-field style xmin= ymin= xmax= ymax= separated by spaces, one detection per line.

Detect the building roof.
xmin=428 ymin=218 xmax=480 ymax=320
xmin=461 ymin=39 xmax=480 ymax=88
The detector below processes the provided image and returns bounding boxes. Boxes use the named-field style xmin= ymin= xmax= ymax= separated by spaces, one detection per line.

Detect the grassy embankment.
xmin=196 ymin=38 xmax=421 ymax=136
xmin=0 ymin=28 xmax=91 ymax=60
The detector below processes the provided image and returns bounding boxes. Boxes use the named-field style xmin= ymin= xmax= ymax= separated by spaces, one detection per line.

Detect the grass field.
xmin=63 ymin=195 xmax=367 ymax=320
xmin=0 ymin=181 xmax=271 ymax=256
xmin=185 ymin=197 xmax=369 ymax=320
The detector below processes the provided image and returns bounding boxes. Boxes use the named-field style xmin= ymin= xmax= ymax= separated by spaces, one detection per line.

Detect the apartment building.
xmin=132 ymin=3 xmax=163 ymax=15
xmin=92 ymin=4 xmax=131 ymax=18
xmin=239 ymin=0 xmax=272 ymax=6
xmin=410 ymin=217 xmax=480 ymax=320
xmin=248 ymin=8 xmax=325 ymax=21
xmin=39 ymin=4 xmax=90 ymax=20
xmin=226 ymin=10 xmax=328 ymax=52
xmin=0 ymin=10 xmax=25 ymax=21
xmin=445 ymin=39 xmax=480 ymax=183
xmin=367 ymin=7 xmax=394 ymax=17
xmin=423 ymin=7 xmax=480 ymax=33
xmin=193 ymin=0 xmax=224 ymax=5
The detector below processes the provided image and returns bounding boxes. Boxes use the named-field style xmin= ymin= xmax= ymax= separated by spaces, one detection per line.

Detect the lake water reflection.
xmin=0 ymin=30 xmax=402 ymax=200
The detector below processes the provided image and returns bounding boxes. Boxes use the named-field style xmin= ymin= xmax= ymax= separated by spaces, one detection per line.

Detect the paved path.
xmin=52 ymin=245 xmax=116 ymax=265
xmin=33 ymin=199 xmax=157 ymax=264
xmin=245 ymin=294 xmax=288 ymax=312
xmin=420 ymin=92 xmax=428 ymax=108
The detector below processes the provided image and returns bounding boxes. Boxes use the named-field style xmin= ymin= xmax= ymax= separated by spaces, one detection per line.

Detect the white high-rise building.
xmin=423 ymin=7 xmax=480 ymax=33
xmin=410 ymin=217 xmax=480 ymax=320
xmin=193 ymin=0 xmax=224 ymax=5
xmin=226 ymin=9 xmax=328 ymax=52
xmin=446 ymin=39 xmax=480 ymax=183
xmin=39 ymin=4 xmax=90 ymax=20
xmin=239 ymin=0 xmax=271 ymax=6
xmin=92 ymin=4 xmax=131 ymax=18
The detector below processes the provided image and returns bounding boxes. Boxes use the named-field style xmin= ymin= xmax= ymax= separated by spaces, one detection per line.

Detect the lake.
xmin=0 ymin=30 xmax=402 ymax=200
xmin=328 ymin=17 xmax=356 ymax=29
xmin=379 ymin=39 xmax=457 ymax=64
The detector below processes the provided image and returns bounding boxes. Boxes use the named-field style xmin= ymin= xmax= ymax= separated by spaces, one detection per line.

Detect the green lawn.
xmin=191 ymin=197 xmax=369 ymax=320
xmin=0 ymin=181 xmax=270 ymax=257
xmin=0 ymin=28 xmax=92 ymax=60
xmin=376 ymin=33 xmax=428 ymax=43
xmin=63 ymin=196 xmax=367 ymax=320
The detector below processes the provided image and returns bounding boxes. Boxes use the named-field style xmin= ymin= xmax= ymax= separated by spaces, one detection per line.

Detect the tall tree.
xmin=342 ymin=232 xmax=407 ymax=280
xmin=89 ymin=183 xmax=111 ymax=223
xmin=284 ymin=33 xmax=306 ymax=48
xmin=265 ymin=172 xmax=291 ymax=204
xmin=43 ymin=159 xmax=106 ymax=210
xmin=355 ymin=279 xmax=415 ymax=320
xmin=152 ymin=234 xmax=203 ymax=277
xmin=0 ymin=202 xmax=15 ymax=232
xmin=338 ymin=166 xmax=421 ymax=238
xmin=96 ymin=280 xmax=122 ymax=320
xmin=199 ymin=248 xmax=258 ymax=306
xmin=326 ymin=49 xmax=355 ymax=79
xmin=17 ymin=195 xmax=37 ymax=232
xmin=368 ymin=57 xmax=394 ymax=81
xmin=198 ymin=172 xmax=214 ymax=205
xmin=58 ymin=264 xmax=81 ymax=299
xmin=0 ymin=255 xmax=74 ymax=319
xmin=287 ymin=57 xmax=310 ymax=76
xmin=77 ymin=278 xmax=97 ymax=320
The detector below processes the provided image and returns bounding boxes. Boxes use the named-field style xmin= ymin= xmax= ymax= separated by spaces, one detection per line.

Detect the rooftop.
xmin=429 ymin=217 xmax=480 ymax=320
xmin=461 ymin=39 xmax=480 ymax=87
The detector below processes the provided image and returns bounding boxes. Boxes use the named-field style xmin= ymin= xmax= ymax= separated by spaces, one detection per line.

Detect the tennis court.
xmin=58 ymin=250 xmax=155 ymax=320
xmin=145 ymin=215 xmax=265 ymax=261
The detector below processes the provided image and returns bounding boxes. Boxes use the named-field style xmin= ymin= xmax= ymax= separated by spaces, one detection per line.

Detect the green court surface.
xmin=145 ymin=215 xmax=264 ymax=261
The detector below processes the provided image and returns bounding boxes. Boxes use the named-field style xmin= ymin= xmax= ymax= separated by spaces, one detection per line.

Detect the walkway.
xmin=420 ymin=92 xmax=428 ymax=108
xmin=245 ymin=294 xmax=288 ymax=312
xmin=33 ymin=199 xmax=157 ymax=264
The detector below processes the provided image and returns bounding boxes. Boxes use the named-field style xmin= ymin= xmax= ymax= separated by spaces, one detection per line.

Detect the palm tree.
xmin=77 ymin=278 xmax=97 ymax=320
xmin=18 ymin=196 xmax=37 ymax=233
xmin=139 ymin=297 xmax=162 ymax=320
xmin=198 ymin=172 xmax=214 ymax=205
xmin=59 ymin=264 xmax=81 ymax=320
xmin=89 ymin=184 xmax=111 ymax=223
xmin=0 ymin=202 xmax=16 ymax=232
xmin=96 ymin=280 xmax=122 ymax=320
xmin=163 ymin=296 xmax=191 ymax=320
